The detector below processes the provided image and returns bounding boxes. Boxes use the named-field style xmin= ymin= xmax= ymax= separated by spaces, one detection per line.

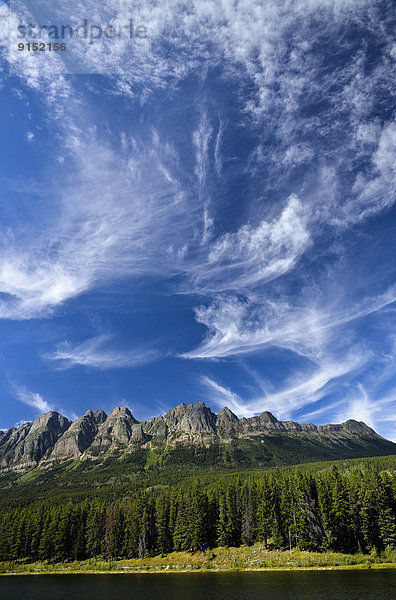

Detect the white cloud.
xmin=298 ymin=398 xmax=347 ymax=423
xmin=45 ymin=335 xmax=161 ymax=370
xmin=198 ymin=340 xmax=396 ymax=436
xmin=0 ymin=129 xmax=197 ymax=320
xmin=257 ymin=358 xmax=364 ymax=418
xmin=185 ymin=194 xmax=311 ymax=294
xmin=200 ymin=376 xmax=250 ymax=417
xmin=13 ymin=386 xmax=52 ymax=413
xmin=344 ymin=383 xmax=376 ymax=428
xmin=191 ymin=107 xmax=215 ymax=245
xmin=200 ymin=351 xmax=364 ymax=419
xmin=343 ymin=120 xmax=396 ymax=224
xmin=332 ymin=383 xmax=396 ymax=441
xmin=214 ymin=118 xmax=224 ymax=177
xmin=193 ymin=108 xmax=213 ymax=191
xmin=183 ymin=280 xmax=396 ymax=361
xmin=183 ymin=294 xmax=326 ymax=360
xmin=208 ymin=195 xmax=309 ymax=282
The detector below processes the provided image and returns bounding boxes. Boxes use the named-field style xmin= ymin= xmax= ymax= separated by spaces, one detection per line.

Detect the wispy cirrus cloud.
xmin=45 ymin=335 xmax=161 ymax=370
xmin=200 ymin=376 xmax=246 ymax=416
xmin=0 ymin=130 xmax=196 ymax=320
xmin=193 ymin=107 xmax=214 ymax=244
xmin=183 ymin=284 xmax=396 ymax=361
xmin=186 ymin=194 xmax=311 ymax=293
xmin=200 ymin=350 xmax=365 ymax=420
xmin=325 ymin=384 xmax=396 ymax=441
xmin=13 ymin=385 xmax=52 ymax=414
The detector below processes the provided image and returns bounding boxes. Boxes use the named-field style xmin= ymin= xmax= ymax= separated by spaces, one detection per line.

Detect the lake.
xmin=1 ymin=570 xmax=395 ymax=600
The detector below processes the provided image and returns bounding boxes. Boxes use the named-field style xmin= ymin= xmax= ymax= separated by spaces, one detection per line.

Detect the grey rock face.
xmin=89 ymin=406 xmax=138 ymax=450
xmin=317 ymin=423 xmax=343 ymax=433
xmin=281 ymin=420 xmax=303 ymax=432
xmin=298 ymin=423 xmax=317 ymax=432
xmin=163 ymin=403 xmax=188 ymax=432
xmin=165 ymin=402 xmax=217 ymax=435
xmin=216 ymin=407 xmax=241 ymax=436
xmin=342 ymin=419 xmax=376 ymax=436
xmin=0 ymin=412 xmax=71 ymax=469
xmin=142 ymin=416 xmax=168 ymax=441
xmin=50 ymin=410 xmax=107 ymax=460
xmin=317 ymin=420 xmax=376 ymax=437
xmin=239 ymin=412 xmax=284 ymax=434
xmin=0 ymin=401 xmax=386 ymax=472
xmin=0 ymin=423 xmax=32 ymax=468
xmin=259 ymin=411 xmax=279 ymax=425
xmin=130 ymin=423 xmax=150 ymax=444
xmin=0 ymin=427 xmax=17 ymax=449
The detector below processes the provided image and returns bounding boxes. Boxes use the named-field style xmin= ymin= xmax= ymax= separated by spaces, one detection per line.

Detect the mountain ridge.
xmin=1 ymin=401 xmax=395 ymax=472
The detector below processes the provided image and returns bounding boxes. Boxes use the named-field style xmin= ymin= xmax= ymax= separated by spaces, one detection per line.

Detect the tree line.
xmin=0 ymin=465 xmax=395 ymax=562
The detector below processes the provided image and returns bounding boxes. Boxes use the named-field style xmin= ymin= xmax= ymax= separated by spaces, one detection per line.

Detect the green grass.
xmin=1 ymin=544 xmax=396 ymax=575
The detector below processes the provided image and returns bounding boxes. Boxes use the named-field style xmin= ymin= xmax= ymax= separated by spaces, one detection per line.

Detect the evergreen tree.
xmin=241 ymin=481 xmax=256 ymax=546
xmin=156 ymin=493 xmax=172 ymax=554
xmin=256 ymin=477 xmax=271 ymax=548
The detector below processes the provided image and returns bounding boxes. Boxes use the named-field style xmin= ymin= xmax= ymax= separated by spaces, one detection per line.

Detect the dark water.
xmin=0 ymin=570 xmax=395 ymax=600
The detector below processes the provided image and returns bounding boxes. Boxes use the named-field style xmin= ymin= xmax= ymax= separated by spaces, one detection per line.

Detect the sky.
xmin=0 ymin=0 xmax=395 ymax=439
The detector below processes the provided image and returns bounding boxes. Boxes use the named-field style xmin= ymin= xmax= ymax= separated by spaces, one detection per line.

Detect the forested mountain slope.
xmin=1 ymin=456 xmax=396 ymax=562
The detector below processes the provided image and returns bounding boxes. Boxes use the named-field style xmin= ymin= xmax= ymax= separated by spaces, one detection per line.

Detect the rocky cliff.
xmin=0 ymin=412 xmax=71 ymax=470
xmin=1 ymin=401 xmax=394 ymax=471
xmin=50 ymin=410 xmax=107 ymax=460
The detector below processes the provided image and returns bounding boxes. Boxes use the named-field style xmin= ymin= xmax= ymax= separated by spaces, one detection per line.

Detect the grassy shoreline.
xmin=1 ymin=545 xmax=396 ymax=576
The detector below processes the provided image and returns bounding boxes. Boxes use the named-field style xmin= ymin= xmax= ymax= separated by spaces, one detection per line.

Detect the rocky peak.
xmin=89 ymin=406 xmax=138 ymax=449
xmin=29 ymin=411 xmax=70 ymax=436
xmin=259 ymin=411 xmax=279 ymax=424
xmin=164 ymin=403 xmax=187 ymax=430
xmin=166 ymin=402 xmax=216 ymax=435
xmin=242 ymin=411 xmax=284 ymax=432
xmin=50 ymin=409 xmax=107 ymax=460
xmin=0 ymin=412 xmax=71 ymax=469
xmin=216 ymin=407 xmax=240 ymax=436
xmin=342 ymin=419 xmax=376 ymax=437
xmin=0 ymin=427 xmax=17 ymax=448
xmin=85 ymin=409 xmax=107 ymax=425
xmin=281 ymin=420 xmax=302 ymax=431
xmin=217 ymin=407 xmax=239 ymax=421
xmin=318 ymin=423 xmax=343 ymax=433
xmin=0 ymin=422 xmax=32 ymax=468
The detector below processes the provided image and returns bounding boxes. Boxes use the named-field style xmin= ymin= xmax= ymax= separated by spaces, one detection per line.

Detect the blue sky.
xmin=0 ymin=0 xmax=395 ymax=439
